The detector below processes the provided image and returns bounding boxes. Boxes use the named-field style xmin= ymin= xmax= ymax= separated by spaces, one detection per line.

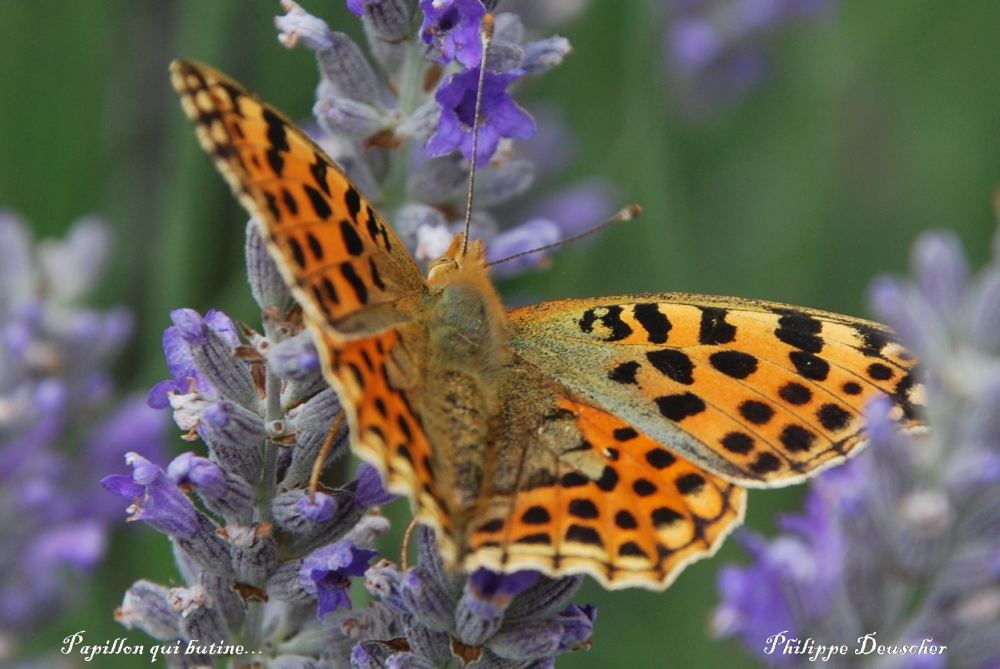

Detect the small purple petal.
xmin=556 ymin=603 xmax=597 ymax=650
xmin=102 ymin=453 xmax=201 ymax=538
xmin=296 ymin=492 xmax=338 ymax=522
xmin=301 ymin=541 xmax=379 ymax=617
xmin=167 ymin=453 xmax=227 ymax=500
xmin=355 ymin=462 xmax=397 ymax=506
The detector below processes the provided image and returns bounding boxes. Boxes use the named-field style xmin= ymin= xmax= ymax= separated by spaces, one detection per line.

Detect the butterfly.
xmin=170 ymin=59 xmax=923 ymax=590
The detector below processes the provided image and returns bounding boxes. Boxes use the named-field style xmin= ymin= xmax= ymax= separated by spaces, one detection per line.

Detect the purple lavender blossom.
xmin=301 ymin=541 xmax=378 ymax=616
xmin=102 ymin=453 xmax=202 ymax=538
xmin=427 ymin=66 xmax=536 ymax=168
xmin=0 ymin=213 xmax=167 ymax=651
xmin=275 ymin=0 xmax=605 ymax=280
xmin=714 ymin=227 xmax=1000 ymax=667
xmin=420 ymin=0 xmax=488 ymax=68
xmin=353 ymin=526 xmax=596 ymax=666
xmin=108 ymin=217 xmax=393 ymax=666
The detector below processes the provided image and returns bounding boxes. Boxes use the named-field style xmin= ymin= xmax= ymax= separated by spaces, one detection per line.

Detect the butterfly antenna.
xmin=461 ymin=13 xmax=495 ymax=258
xmin=487 ymin=203 xmax=643 ymax=268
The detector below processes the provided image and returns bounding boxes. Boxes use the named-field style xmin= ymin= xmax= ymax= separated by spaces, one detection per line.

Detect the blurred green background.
xmin=2 ymin=0 xmax=998 ymax=666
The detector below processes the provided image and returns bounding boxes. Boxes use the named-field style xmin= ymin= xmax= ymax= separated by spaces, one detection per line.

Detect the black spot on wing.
xmin=675 ymin=473 xmax=705 ymax=495
xmin=345 ymin=185 xmax=362 ymax=221
xmin=780 ymin=424 xmax=817 ymax=452
xmin=618 ymin=542 xmax=648 ymax=559
xmin=774 ymin=313 xmax=824 ymax=353
xmin=750 ymin=452 xmax=782 ymax=474
xmin=817 ymin=403 xmax=852 ymax=431
xmin=262 ymin=108 xmax=288 ymax=175
xmin=566 ymin=524 xmax=603 ymax=547
xmin=579 ymin=306 xmax=632 ymax=342
xmin=645 ymin=350 xmax=694 ymax=385
xmin=699 ymin=307 xmax=736 ymax=345
xmin=709 ymin=351 xmax=758 ymax=379
xmin=595 ymin=466 xmax=619 ymax=492
xmin=281 ymin=188 xmax=298 ymax=215
xmin=854 ymin=324 xmax=891 ymax=357
xmin=264 ymin=191 xmax=281 ymax=221
xmin=310 ymin=154 xmax=330 ymax=195
xmin=477 ymin=518 xmax=503 ymax=534
xmin=651 ymin=506 xmax=683 ymax=528
xmin=340 ymin=220 xmax=364 ymax=256
xmin=655 ymin=392 xmax=706 ymax=421
xmin=615 ymin=510 xmax=638 ymax=529
xmin=287 ymin=237 xmax=306 ymax=269
xmin=867 ymin=363 xmax=894 ymax=381
xmin=305 ymin=184 xmax=333 ymax=219
xmin=369 ymin=258 xmax=386 ymax=291
xmin=321 ymin=276 xmax=339 ymax=305
xmin=613 ymin=427 xmax=638 ymax=441
xmin=608 ymin=361 xmax=640 ymax=385
xmin=739 ymin=400 xmax=774 ymax=425
xmin=521 ymin=506 xmax=551 ymax=525
xmin=340 ymin=262 xmax=368 ymax=304
xmin=645 ymin=448 xmax=676 ymax=470
xmin=306 ymin=232 xmax=324 ymax=260
xmin=789 ymin=351 xmax=830 ymax=381
xmin=721 ymin=432 xmax=754 ymax=454
xmin=778 ymin=382 xmax=812 ymax=405
xmin=632 ymin=303 xmax=671 ymax=344
xmin=366 ymin=207 xmax=391 ymax=248
xmin=516 ymin=533 xmax=551 ymax=545
xmin=568 ymin=499 xmax=599 ymax=519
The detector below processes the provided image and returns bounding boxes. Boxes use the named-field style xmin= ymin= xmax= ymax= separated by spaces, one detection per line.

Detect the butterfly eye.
xmin=427 ymin=256 xmax=459 ymax=280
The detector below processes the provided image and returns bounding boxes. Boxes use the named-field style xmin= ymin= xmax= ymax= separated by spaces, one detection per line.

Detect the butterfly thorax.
xmin=421 ymin=235 xmax=512 ymax=513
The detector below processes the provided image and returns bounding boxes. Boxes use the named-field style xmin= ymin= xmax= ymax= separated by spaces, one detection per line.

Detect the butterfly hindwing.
xmin=460 ymin=369 xmax=746 ymax=590
xmin=509 ymin=294 xmax=922 ymax=487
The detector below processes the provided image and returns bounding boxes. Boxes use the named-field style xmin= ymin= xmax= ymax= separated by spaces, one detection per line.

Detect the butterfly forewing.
xmin=509 ymin=294 xmax=922 ymax=487
xmin=170 ymin=59 xmax=426 ymax=337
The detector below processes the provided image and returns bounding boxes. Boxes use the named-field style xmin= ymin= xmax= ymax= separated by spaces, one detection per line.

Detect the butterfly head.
xmin=426 ymin=233 xmax=488 ymax=286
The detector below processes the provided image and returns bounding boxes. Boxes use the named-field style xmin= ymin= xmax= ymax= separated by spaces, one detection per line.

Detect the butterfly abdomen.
xmin=418 ymin=237 xmax=513 ymax=514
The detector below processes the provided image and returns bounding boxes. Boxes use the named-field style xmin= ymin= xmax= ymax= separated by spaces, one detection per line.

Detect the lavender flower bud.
xmin=197 ymin=399 xmax=265 ymax=482
xmin=267 ymin=331 xmax=321 ymax=382
xmin=913 ymin=229 xmax=969 ymax=318
xmin=400 ymin=568 xmax=456 ymax=632
xmin=226 ymin=524 xmax=279 ymax=585
xmin=520 ymin=36 xmax=573 ymax=75
xmin=486 ymin=618 xmax=562 ymax=660
xmin=171 ymin=585 xmax=231 ymax=644
xmin=246 ymin=219 xmax=291 ymax=310
xmin=117 ymin=580 xmax=182 ymax=640
xmin=473 ymin=160 xmax=535 ymax=207
xmin=314 ymin=97 xmax=386 ymax=140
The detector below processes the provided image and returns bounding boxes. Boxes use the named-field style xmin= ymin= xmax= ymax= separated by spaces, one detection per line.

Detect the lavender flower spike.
xmin=0 ymin=212 xmax=166 ymax=658
xmin=109 ymin=3 xmax=603 ymax=665
xmin=714 ymin=225 xmax=1000 ymax=667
